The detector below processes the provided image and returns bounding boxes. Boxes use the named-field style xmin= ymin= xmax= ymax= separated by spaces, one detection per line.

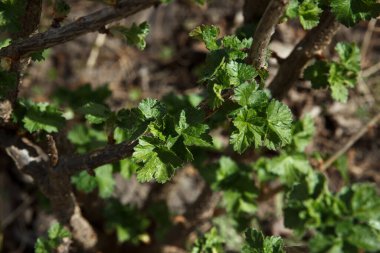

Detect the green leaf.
xmin=53 ymin=0 xmax=70 ymax=19
xmin=48 ymin=222 xmax=71 ymax=240
xmin=79 ymin=102 xmax=111 ymax=124
xmin=110 ymin=22 xmax=150 ymax=50
xmin=346 ymin=225 xmax=380 ymax=251
xmin=298 ymin=0 xmax=322 ymax=29
xmin=264 ymin=100 xmax=293 ymax=150
xmin=175 ymin=110 xmax=213 ymax=147
xmin=133 ymin=137 xmax=183 ymax=183
xmin=53 ymin=83 xmax=111 ymax=108
xmin=191 ymin=228 xmax=224 ymax=253
xmin=104 ymin=200 xmax=150 ymax=244
xmin=189 ymin=25 xmax=220 ymax=51
xmin=289 ymin=115 xmax=315 ymax=152
xmin=34 ymin=222 xmax=71 ymax=253
xmin=0 ymin=0 xmax=26 ymax=33
xmin=286 ymin=0 xmax=299 ymax=18
xmin=71 ymin=171 xmax=97 ymax=193
xmin=95 ymin=164 xmax=115 ymax=198
xmin=71 ymin=165 xmax=115 ymax=198
xmin=233 ymin=82 xmax=269 ymax=107
xmin=304 ymin=42 xmax=360 ymax=102
xmin=19 ymin=101 xmax=65 ymax=133
xmin=304 ymin=60 xmax=330 ymax=89
xmin=116 ymin=108 xmax=148 ymax=142
xmin=138 ymin=98 xmax=166 ymax=119
xmin=330 ymin=0 xmax=380 ymax=27
xmin=242 ymin=229 xmax=285 ymax=253
xmin=230 ymin=108 xmax=265 ymax=153
xmin=67 ymin=124 xmax=107 ymax=153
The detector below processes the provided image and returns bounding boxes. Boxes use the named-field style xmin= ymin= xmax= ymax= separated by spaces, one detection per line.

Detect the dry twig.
xmin=321 ymin=112 xmax=380 ymax=171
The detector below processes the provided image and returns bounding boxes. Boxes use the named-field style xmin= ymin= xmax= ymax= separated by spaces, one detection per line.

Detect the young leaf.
xmin=138 ymin=98 xmax=166 ymax=119
xmin=104 ymin=200 xmax=150 ymax=244
xmin=79 ymin=102 xmax=111 ymax=124
xmin=175 ymin=110 xmax=212 ymax=147
xmin=189 ymin=25 xmax=220 ymax=51
xmin=298 ymin=0 xmax=322 ymax=29
xmin=110 ymin=22 xmax=150 ymax=50
xmin=242 ymin=229 xmax=285 ymax=253
xmin=191 ymin=228 xmax=224 ymax=253
xmin=133 ymin=137 xmax=183 ymax=183
xmin=35 ymin=222 xmax=71 ymax=253
xmin=18 ymin=101 xmax=65 ymax=133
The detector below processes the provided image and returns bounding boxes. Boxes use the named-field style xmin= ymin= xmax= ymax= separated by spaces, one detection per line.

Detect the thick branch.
xmin=249 ymin=0 xmax=289 ymax=69
xmin=268 ymin=11 xmax=340 ymax=99
xmin=0 ymin=129 xmax=97 ymax=250
xmin=0 ymin=0 xmax=159 ymax=59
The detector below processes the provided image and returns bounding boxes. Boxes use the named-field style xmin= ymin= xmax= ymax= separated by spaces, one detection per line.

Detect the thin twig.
xmin=249 ymin=0 xmax=290 ymax=70
xmin=0 ymin=0 xmax=159 ymax=59
xmin=361 ymin=19 xmax=377 ymax=65
xmin=1 ymin=197 xmax=35 ymax=230
xmin=86 ymin=33 xmax=107 ymax=68
xmin=321 ymin=112 xmax=380 ymax=171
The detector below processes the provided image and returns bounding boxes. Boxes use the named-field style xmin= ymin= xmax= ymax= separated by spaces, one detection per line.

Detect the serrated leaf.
xmin=110 ymin=22 xmax=150 ymax=50
xmin=20 ymin=101 xmax=65 ymax=133
xmin=242 ymin=229 xmax=285 ymax=253
xmin=191 ymin=228 xmax=224 ymax=253
xmin=71 ymin=171 xmax=97 ymax=193
xmin=79 ymin=102 xmax=111 ymax=124
xmin=189 ymin=25 xmax=220 ymax=51
xmin=264 ymin=100 xmax=293 ymax=150
xmin=233 ymin=82 xmax=269 ymax=107
xmin=230 ymin=108 xmax=265 ymax=153
xmin=330 ymin=0 xmax=380 ymax=27
xmin=116 ymin=108 xmax=148 ymax=142
xmin=290 ymin=115 xmax=315 ymax=152
xmin=298 ymin=0 xmax=322 ymax=29
xmin=346 ymin=225 xmax=380 ymax=251
xmin=175 ymin=110 xmax=212 ymax=147
xmin=48 ymin=222 xmax=71 ymax=240
xmin=138 ymin=98 xmax=166 ymax=119
xmin=304 ymin=60 xmax=330 ymax=89
xmin=133 ymin=137 xmax=183 ymax=183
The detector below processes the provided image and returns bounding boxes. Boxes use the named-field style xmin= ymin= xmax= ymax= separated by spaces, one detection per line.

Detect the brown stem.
xmin=268 ymin=11 xmax=340 ymax=100
xmin=0 ymin=0 xmax=159 ymax=60
xmin=249 ymin=0 xmax=289 ymax=70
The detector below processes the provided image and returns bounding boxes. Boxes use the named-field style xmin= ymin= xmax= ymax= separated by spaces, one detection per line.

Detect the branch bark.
xmin=0 ymin=0 xmax=159 ymax=60
xmin=249 ymin=0 xmax=289 ymax=70
xmin=0 ymin=129 xmax=98 ymax=250
xmin=268 ymin=11 xmax=340 ymax=99
xmin=0 ymin=0 xmax=42 ymax=122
